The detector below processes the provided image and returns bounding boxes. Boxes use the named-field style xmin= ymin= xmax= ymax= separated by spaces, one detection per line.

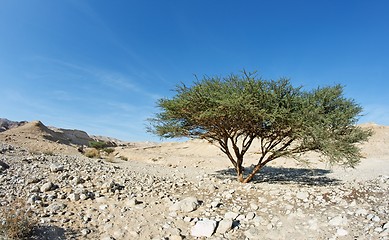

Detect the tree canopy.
xmin=148 ymin=71 xmax=372 ymax=183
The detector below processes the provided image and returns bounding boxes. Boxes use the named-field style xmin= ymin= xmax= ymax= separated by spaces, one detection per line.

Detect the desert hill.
xmin=0 ymin=118 xmax=27 ymax=132
xmin=0 ymin=119 xmax=125 ymax=154
xmin=0 ymin=120 xmax=92 ymax=154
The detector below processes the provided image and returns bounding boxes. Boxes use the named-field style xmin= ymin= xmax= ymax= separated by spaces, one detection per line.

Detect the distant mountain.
xmin=0 ymin=118 xmax=27 ymax=132
xmin=0 ymin=118 xmax=127 ymax=147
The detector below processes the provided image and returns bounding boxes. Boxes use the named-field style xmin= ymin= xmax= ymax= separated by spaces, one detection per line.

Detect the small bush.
xmin=0 ymin=200 xmax=37 ymax=239
xmin=89 ymin=141 xmax=106 ymax=150
xmin=105 ymin=156 xmax=116 ymax=163
xmin=119 ymin=156 xmax=128 ymax=161
xmin=84 ymin=148 xmax=100 ymax=158
xmin=102 ymin=148 xmax=114 ymax=154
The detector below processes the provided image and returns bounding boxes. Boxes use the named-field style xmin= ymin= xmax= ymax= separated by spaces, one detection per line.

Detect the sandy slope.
xmin=1 ymin=120 xmax=388 ymax=182
xmin=113 ymin=123 xmax=389 ymax=182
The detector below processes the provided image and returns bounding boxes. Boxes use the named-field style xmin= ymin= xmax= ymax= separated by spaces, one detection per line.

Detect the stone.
xmin=216 ymin=219 xmax=233 ymax=234
xmin=68 ymin=193 xmax=80 ymax=202
xmin=40 ymin=182 xmax=54 ymax=192
xmin=296 ymin=191 xmax=309 ymax=201
xmin=50 ymin=164 xmax=64 ymax=172
xmin=72 ymin=176 xmax=85 ymax=184
xmin=245 ymin=227 xmax=261 ymax=239
xmin=236 ymin=214 xmax=245 ymax=221
xmin=27 ymin=194 xmax=41 ymax=204
xmin=191 ymin=219 xmax=217 ymax=237
xmin=126 ymin=198 xmax=141 ymax=207
xmin=169 ymin=197 xmax=199 ymax=213
xmin=372 ymin=215 xmax=381 ymax=222
xmin=224 ymin=211 xmax=239 ymax=220
xmin=375 ymin=227 xmax=383 ymax=232
xmin=383 ymin=222 xmax=389 ymax=229
xmin=0 ymin=160 xmax=10 ymax=171
xmin=329 ymin=215 xmax=348 ymax=226
xmin=95 ymin=196 xmax=107 ymax=203
xmin=336 ymin=228 xmax=348 ymax=236
xmin=211 ymin=201 xmax=221 ymax=208
xmin=246 ymin=212 xmax=256 ymax=220
xmin=47 ymin=202 xmax=66 ymax=214
xmin=250 ymin=203 xmax=259 ymax=211
xmin=355 ymin=208 xmax=368 ymax=216
xmin=169 ymin=235 xmax=182 ymax=240
xmin=81 ymin=228 xmax=91 ymax=236
xmin=99 ymin=204 xmax=108 ymax=211
xmin=252 ymin=216 xmax=264 ymax=226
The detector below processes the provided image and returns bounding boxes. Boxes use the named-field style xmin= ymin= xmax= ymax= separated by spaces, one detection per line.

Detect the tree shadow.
xmin=29 ymin=225 xmax=80 ymax=240
xmin=211 ymin=165 xmax=340 ymax=186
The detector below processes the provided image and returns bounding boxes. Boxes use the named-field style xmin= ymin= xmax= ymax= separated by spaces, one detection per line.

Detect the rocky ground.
xmin=1 ymin=142 xmax=388 ymax=240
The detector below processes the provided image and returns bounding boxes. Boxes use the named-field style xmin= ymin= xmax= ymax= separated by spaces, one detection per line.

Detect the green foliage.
xmin=148 ymin=71 xmax=372 ymax=183
xmin=103 ymin=148 xmax=115 ymax=154
xmin=88 ymin=141 xmax=106 ymax=149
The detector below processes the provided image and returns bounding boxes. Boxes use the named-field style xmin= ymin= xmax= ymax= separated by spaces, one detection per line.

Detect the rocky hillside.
xmin=0 ymin=118 xmax=27 ymax=132
xmin=0 ymin=119 xmax=126 ymax=155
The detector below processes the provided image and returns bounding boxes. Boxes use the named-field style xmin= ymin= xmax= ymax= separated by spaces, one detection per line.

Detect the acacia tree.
xmin=148 ymin=71 xmax=371 ymax=183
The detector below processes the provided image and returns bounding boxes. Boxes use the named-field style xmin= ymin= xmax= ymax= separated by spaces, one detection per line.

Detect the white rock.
xmin=126 ymin=198 xmax=140 ymax=207
xmin=372 ymin=215 xmax=381 ymax=222
xmin=375 ymin=227 xmax=383 ymax=232
xmin=68 ymin=193 xmax=80 ymax=202
xmin=383 ymin=222 xmax=389 ymax=229
xmin=355 ymin=208 xmax=368 ymax=216
xmin=380 ymin=228 xmax=389 ymax=237
xmin=252 ymin=216 xmax=264 ymax=226
xmin=95 ymin=196 xmax=107 ymax=203
xmin=216 ymin=219 xmax=233 ymax=234
xmin=99 ymin=204 xmax=108 ymax=211
xmin=224 ymin=211 xmax=239 ymax=220
xmin=191 ymin=219 xmax=217 ymax=237
xmin=329 ymin=215 xmax=348 ymax=226
xmin=50 ymin=164 xmax=64 ymax=172
xmin=296 ymin=191 xmax=309 ymax=201
xmin=245 ymin=227 xmax=261 ymax=239
xmin=250 ymin=203 xmax=259 ymax=211
xmin=246 ymin=212 xmax=256 ymax=220
xmin=169 ymin=197 xmax=199 ymax=213
xmin=211 ymin=201 xmax=220 ymax=208
xmin=81 ymin=228 xmax=91 ymax=236
xmin=40 ymin=182 xmax=54 ymax=192
xmin=336 ymin=228 xmax=348 ymax=236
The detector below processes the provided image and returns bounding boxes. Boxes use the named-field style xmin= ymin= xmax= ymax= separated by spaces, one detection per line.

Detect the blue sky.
xmin=1 ymin=0 xmax=388 ymax=141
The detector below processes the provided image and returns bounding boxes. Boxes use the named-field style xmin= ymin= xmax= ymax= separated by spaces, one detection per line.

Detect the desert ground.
xmin=0 ymin=120 xmax=388 ymax=239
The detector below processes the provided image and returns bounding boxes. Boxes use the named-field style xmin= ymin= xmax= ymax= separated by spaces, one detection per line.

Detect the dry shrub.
xmin=105 ymin=155 xmax=116 ymax=163
xmin=0 ymin=199 xmax=37 ymax=239
xmin=84 ymin=148 xmax=100 ymax=158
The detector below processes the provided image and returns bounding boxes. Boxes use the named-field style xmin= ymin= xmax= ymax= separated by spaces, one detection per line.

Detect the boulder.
xmin=169 ymin=197 xmax=199 ymax=213
xmin=191 ymin=219 xmax=217 ymax=237
xmin=216 ymin=218 xmax=233 ymax=234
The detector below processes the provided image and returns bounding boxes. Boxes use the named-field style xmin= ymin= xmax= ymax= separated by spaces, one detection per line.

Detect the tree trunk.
xmin=242 ymin=164 xmax=263 ymax=183
xmin=236 ymin=162 xmax=245 ymax=183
